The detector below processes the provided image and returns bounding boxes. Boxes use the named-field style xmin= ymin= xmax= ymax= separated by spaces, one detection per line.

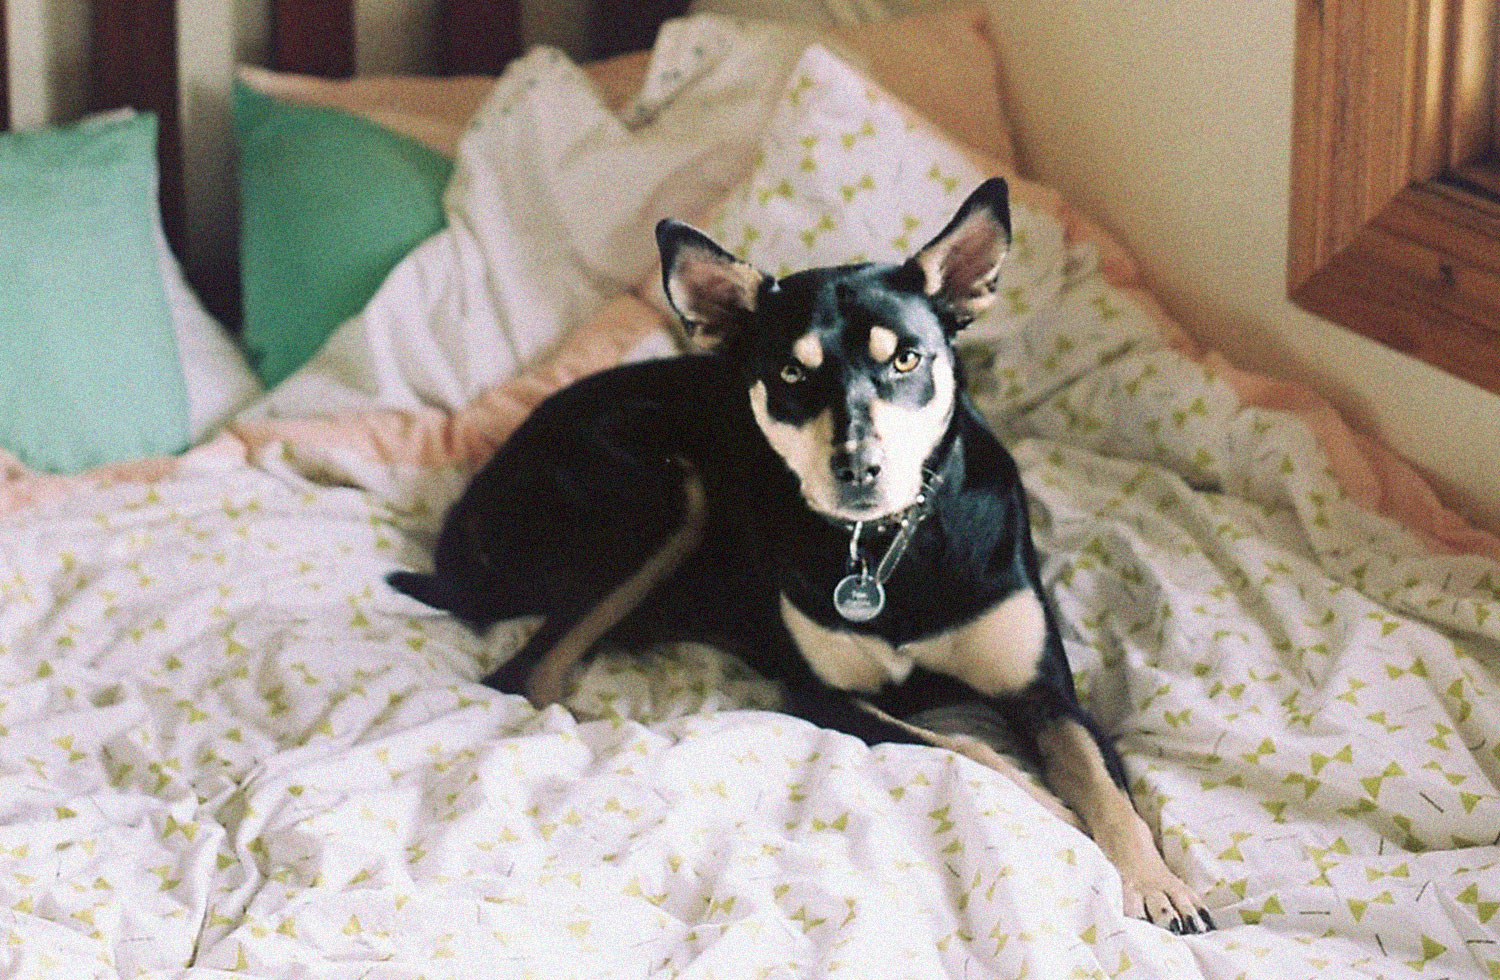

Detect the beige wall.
xmin=8 ymin=0 xmax=1498 ymax=533
xmin=982 ymin=0 xmax=1500 ymax=533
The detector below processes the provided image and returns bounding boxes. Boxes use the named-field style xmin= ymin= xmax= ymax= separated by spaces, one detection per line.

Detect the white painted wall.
xmin=980 ymin=0 xmax=1500 ymax=533
xmin=7 ymin=0 xmax=1498 ymax=533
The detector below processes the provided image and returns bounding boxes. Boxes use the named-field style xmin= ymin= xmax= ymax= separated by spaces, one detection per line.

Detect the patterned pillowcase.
xmin=702 ymin=43 xmax=989 ymax=278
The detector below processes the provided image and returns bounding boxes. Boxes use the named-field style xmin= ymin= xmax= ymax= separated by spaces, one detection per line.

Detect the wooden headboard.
xmin=0 ymin=0 xmax=8 ymax=132
xmin=268 ymin=0 xmax=522 ymax=78
xmin=0 ymin=0 xmax=531 ymax=318
xmin=0 ymin=0 xmax=691 ymax=322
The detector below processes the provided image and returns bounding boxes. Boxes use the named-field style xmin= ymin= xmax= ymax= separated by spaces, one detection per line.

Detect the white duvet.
xmin=4 ymin=17 xmax=1500 ymax=980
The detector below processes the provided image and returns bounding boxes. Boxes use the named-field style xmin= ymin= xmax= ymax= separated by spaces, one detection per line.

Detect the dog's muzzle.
xmin=831 ymin=442 xmax=885 ymax=490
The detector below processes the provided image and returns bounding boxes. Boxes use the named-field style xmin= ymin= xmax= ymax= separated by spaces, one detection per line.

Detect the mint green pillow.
xmin=0 ymin=113 xmax=190 ymax=474
xmin=234 ymin=83 xmax=455 ymax=388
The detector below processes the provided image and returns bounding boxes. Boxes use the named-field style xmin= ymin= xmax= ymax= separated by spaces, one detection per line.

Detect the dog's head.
xmin=657 ymin=178 xmax=1011 ymax=522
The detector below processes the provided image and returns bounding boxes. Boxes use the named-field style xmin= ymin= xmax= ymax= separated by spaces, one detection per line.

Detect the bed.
xmin=3 ymin=2 xmax=1500 ymax=977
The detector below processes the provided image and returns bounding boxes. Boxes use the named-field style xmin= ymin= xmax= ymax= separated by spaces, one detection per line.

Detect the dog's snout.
xmin=831 ymin=444 xmax=884 ymax=488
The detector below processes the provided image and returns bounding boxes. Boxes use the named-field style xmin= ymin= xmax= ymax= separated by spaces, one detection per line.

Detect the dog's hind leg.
xmin=480 ymin=614 xmax=578 ymax=698
xmin=480 ymin=461 xmax=709 ymax=707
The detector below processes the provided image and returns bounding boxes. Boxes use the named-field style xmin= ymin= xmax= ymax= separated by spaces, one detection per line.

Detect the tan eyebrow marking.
xmin=792 ymin=332 xmax=824 ymax=370
xmin=868 ymin=326 xmax=899 ymax=363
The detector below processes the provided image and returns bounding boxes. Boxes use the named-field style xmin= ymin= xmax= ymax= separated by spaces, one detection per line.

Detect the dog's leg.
xmin=779 ymin=685 xmax=937 ymax=747
xmin=910 ymin=671 xmax=1212 ymax=932
xmin=857 ymin=700 xmax=1083 ymax=830
xmin=1025 ymin=707 xmax=1214 ymax=934
xmin=482 ymin=461 xmax=708 ymax=708
xmin=901 ymin=605 xmax=1214 ymax=932
xmin=761 ymin=648 xmax=934 ymax=748
xmin=857 ymin=668 xmax=1081 ymax=827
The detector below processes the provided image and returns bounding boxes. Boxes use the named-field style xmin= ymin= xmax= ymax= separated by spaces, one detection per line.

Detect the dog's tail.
xmin=521 ymin=457 xmax=709 ymax=706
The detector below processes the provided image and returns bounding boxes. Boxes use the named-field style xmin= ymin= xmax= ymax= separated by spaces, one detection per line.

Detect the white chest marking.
xmin=780 ymin=589 xmax=1049 ymax=696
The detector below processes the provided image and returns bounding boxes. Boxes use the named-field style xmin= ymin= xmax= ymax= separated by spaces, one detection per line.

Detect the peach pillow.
xmin=235 ymin=68 xmax=494 ymax=159
xmin=827 ymin=7 xmax=1015 ymax=170
xmin=237 ymin=7 xmax=1014 ymax=168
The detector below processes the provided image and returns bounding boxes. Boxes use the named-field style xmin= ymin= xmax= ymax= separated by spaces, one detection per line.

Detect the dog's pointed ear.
xmin=905 ymin=177 xmax=1011 ymax=329
xmin=657 ymin=220 xmax=768 ymax=352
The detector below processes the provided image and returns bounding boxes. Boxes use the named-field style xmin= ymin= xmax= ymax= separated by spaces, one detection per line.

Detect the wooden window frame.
xmin=1289 ymin=0 xmax=1500 ymax=395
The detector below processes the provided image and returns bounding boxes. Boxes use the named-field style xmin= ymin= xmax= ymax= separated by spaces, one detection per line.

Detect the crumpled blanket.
xmin=2 ymin=17 xmax=1498 ymax=980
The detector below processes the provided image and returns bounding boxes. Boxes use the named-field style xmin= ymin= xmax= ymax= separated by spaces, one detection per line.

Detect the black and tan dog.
xmin=390 ymin=178 xmax=1213 ymax=932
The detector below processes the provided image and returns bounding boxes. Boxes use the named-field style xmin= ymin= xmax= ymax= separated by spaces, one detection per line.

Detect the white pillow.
xmin=83 ymin=107 xmax=263 ymax=441
xmin=689 ymin=46 xmax=1171 ymax=431
xmin=663 ymin=42 xmax=1076 ymax=366
xmin=150 ymin=224 xmax=264 ymax=440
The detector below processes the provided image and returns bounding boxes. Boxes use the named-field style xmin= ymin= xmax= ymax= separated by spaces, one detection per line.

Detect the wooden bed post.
xmin=274 ymin=0 xmax=356 ymax=76
xmin=590 ymin=0 xmax=690 ymax=59
xmin=442 ymin=0 xmax=523 ymax=75
xmin=1 ymin=0 xmax=11 ymax=130
xmin=90 ymin=0 xmax=184 ymax=249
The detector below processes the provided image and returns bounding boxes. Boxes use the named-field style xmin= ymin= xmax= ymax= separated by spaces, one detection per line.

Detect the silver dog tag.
xmin=833 ymin=573 xmax=885 ymax=622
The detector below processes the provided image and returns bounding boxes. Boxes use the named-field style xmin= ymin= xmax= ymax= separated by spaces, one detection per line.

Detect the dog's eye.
xmin=779 ymin=363 xmax=806 ymax=384
xmin=892 ymin=349 xmax=923 ymax=374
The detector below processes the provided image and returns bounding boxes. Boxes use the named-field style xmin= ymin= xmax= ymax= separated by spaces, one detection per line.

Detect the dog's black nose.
xmin=832 ymin=446 xmax=884 ymax=488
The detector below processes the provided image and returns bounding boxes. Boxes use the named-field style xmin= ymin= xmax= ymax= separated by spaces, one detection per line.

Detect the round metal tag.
xmin=833 ymin=573 xmax=885 ymax=623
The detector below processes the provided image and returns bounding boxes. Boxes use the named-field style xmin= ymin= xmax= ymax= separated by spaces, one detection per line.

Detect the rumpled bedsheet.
xmin=3 ymin=17 xmax=1500 ymax=980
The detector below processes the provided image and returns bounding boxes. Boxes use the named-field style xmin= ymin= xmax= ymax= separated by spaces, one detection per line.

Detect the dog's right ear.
xmin=656 ymin=220 xmax=768 ymax=353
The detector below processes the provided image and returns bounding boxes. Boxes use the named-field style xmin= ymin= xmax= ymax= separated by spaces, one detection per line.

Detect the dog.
xmin=389 ymin=178 xmax=1213 ymax=933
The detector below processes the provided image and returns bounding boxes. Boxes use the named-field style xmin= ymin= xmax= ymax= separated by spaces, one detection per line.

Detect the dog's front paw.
xmin=1121 ymin=867 xmax=1215 ymax=934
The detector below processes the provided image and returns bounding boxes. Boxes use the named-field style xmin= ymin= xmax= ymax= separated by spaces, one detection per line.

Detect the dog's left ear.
xmin=905 ymin=177 xmax=1011 ymax=329
xmin=657 ymin=220 xmax=769 ymax=353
